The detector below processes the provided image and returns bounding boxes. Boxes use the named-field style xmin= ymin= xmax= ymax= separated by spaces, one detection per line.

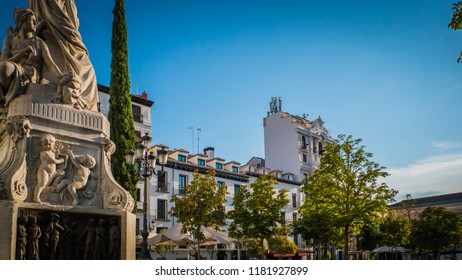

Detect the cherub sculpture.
xmin=33 ymin=134 xmax=67 ymax=204
xmin=52 ymin=150 xmax=96 ymax=205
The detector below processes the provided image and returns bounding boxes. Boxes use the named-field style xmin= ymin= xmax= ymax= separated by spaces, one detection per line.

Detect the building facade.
xmin=146 ymin=145 xmax=305 ymax=259
xmin=264 ymin=97 xmax=334 ymax=182
xmin=97 ymin=85 xmax=154 ymax=234
xmin=100 ymin=92 xmax=333 ymax=259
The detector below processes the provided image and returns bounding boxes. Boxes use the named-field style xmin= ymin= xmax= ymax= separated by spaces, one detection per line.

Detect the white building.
xmin=100 ymin=92 xmax=331 ymax=259
xmin=147 ymin=146 xmax=304 ymax=260
xmin=264 ymin=97 xmax=334 ymax=182
xmin=98 ymin=85 xmax=153 ymax=143
xmin=97 ymin=84 xmax=154 ymax=234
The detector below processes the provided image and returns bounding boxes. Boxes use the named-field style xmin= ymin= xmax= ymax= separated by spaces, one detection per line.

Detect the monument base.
xmin=0 ymin=85 xmax=136 ymax=260
xmin=0 ymin=200 xmax=136 ymax=260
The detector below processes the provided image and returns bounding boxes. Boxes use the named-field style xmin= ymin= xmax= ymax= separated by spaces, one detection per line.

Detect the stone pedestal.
xmin=0 ymin=85 xmax=135 ymax=260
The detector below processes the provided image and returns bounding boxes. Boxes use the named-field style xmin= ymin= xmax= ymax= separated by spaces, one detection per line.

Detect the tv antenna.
xmin=187 ymin=127 xmax=194 ymax=154
xmin=197 ymin=128 xmax=201 ymax=154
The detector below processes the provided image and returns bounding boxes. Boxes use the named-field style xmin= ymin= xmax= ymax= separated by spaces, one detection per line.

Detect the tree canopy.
xmin=228 ymin=174 xmax=289 ymax=259
xmin=449 ymin=2 xmax=462 ymax=62
xmin=379 ymin=215 xmax=411 ymax=249
xmin=411 ymin=207 xmax=462 ymax=259
xmin=268 ymin=236 xmax=298 ymax=255
xmin=170 ymin=171 xmax=227 ymax=257
xmin=108 ymin=0 xmax=138 ymax=202
xmin=301 ymin=134 xmax=398 ymax=259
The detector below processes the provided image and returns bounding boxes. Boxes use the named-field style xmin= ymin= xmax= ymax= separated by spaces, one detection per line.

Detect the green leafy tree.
xmin=268 ymin=236 xmax=297 ymax=255
xmin=242 ymin=239 xmax=267 ymax=260
xmin=293 ymin=210 xmax=342 ymax=259
xmin=228 ymin=174 xmax=289 ymax=259
xmin=153 ymin=244 xmax=175 ymax=260
xmin=170 ymin=171 xmax=227 ymax=258
xmin=357 ymin=225 xmax=381 ymax=252
xmin=411 ymin=207 xmax=462 ymax=259
xmin=108 ymin=0 xmax=137 ymax=202
xmin=379 ymin=215 xmax=411 ymax=250
xmin=449 ymin=2 xmax=462 ymax=62
xmin=301 ymin=134 xmax=398 ymax=259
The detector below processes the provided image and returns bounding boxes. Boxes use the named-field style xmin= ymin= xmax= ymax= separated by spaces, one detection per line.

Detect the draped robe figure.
xmin=28 ymin=0 xmax=99 ymax=111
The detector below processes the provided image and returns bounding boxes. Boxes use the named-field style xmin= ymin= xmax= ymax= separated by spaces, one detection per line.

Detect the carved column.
xmin=0 ymin=116 xmax=31 ymax=202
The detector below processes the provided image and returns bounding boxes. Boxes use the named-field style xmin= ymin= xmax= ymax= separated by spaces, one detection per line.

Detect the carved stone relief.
xmin=16 ymin=209 xmax=121 ymax=260
xmin=29 ymin=135 xmax=98 ymax=206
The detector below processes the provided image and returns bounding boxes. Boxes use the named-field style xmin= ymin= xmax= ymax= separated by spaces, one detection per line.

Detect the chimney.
xmin=204 ymin=147 xmax=215 ymax=159
xmin=141 ymin=91 xmax=148 ymax=100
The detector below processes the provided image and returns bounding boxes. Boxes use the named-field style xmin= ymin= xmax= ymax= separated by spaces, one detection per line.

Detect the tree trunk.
xmin=343 ymin=225 xmax=349 ymax=260
xmin=260 ymin=238 xmax=265 ymax=260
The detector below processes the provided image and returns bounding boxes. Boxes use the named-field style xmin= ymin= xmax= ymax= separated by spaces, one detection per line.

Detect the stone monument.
xmin=0 ymin=1 xmax=135 ymax=260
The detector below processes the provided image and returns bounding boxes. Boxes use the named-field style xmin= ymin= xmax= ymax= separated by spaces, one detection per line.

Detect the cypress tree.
xmin=108 ymin=0 xmax=137 ymax=204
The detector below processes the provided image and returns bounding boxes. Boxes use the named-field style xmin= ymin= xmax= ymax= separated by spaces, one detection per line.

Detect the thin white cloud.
xmin=385 ymin=153 xmax=462 ymax=198
xmin=431 ymin=140 xmax=462 ymax=150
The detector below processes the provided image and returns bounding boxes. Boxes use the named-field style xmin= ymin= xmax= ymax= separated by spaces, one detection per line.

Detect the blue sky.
xmin=1 ymin=0 xmax=462 ymax=198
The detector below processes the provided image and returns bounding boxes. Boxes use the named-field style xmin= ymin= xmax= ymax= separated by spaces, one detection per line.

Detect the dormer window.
xmin=232 ymin=166 xmax=239 ymax=173
xmin=198 ymin=159 xmax=205 ymax=166
xmin=178 ymin=155 xmax=186 ymax=162
xmin=216 ymin=163 xmax=223 ymax=170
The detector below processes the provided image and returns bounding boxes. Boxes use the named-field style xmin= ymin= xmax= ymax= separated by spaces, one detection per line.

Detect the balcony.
xmin=157 ymin=182 xmax=169 ymax=193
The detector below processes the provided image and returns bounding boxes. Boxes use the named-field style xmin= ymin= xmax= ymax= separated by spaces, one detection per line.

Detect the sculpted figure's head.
xmin=39 ymin=134 xmax=56 ymax=151
xmin=81 ymin=154 xmax=96 ymax=169
xmin=14 ymin=8 xmax=37 ymax=33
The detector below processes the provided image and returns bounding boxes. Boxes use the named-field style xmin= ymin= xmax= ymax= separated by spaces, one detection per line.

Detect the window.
xmin=302 ymin=136 xmax=307 ymax=148
xmin=217 ymin=181 xmax=225 ymax=190
xmin=198 ymin=159 xmax=205 ymax=166
xmin=216 ymin=163 xmax=223 ymax=170
xmin=179 ymin=175 xmax=187 ymax=194
xmin=157 ymin=171 xmax=168 ymax=192
xmin=280 ymin=211 xmax=286 ymax=225
xmin=292 ymin=213 xmax=298 ymax=222
xmin=157 ymin=199 xmax=168 ymax=220
xmin=135 ymin=130 xmax=142 ymax=143
xmin=132 ymin=105 xmax=142 ymax=123
xmin=302 ymin=153 xmax=307 ymax=163
xmin=234 ymin=185 xmax=241 ymax=195
xmin=318 ymin=142 xmax=323 ymax=155
xmin=292 ymin=193 xmax=297 ymax=208
xmin=136 ymin=218 xmax=140 ymax=235
xmin=136 ymin=188 xmax=141 ymax=202
xmin=232 ymin=166 xmax=239 ymax=173
xmin=178 ymin=155 xmax=186 ymax=162
xmin=313 ymin=140 xmax=317 ymax=153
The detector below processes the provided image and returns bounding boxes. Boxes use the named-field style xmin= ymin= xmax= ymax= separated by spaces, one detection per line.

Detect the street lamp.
xmin=125 ymin=133 xmax=168 ymax=260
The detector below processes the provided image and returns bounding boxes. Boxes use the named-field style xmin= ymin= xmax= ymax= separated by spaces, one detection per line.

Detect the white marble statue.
xmin=0 ymin=8 xmax=63 ymax=108
xmin=28 ymin=0 xmax=99 ymax=111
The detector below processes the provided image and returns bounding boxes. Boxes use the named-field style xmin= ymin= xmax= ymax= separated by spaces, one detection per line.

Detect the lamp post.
xmin=126 ymin=134 xmax=168 ymax=260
